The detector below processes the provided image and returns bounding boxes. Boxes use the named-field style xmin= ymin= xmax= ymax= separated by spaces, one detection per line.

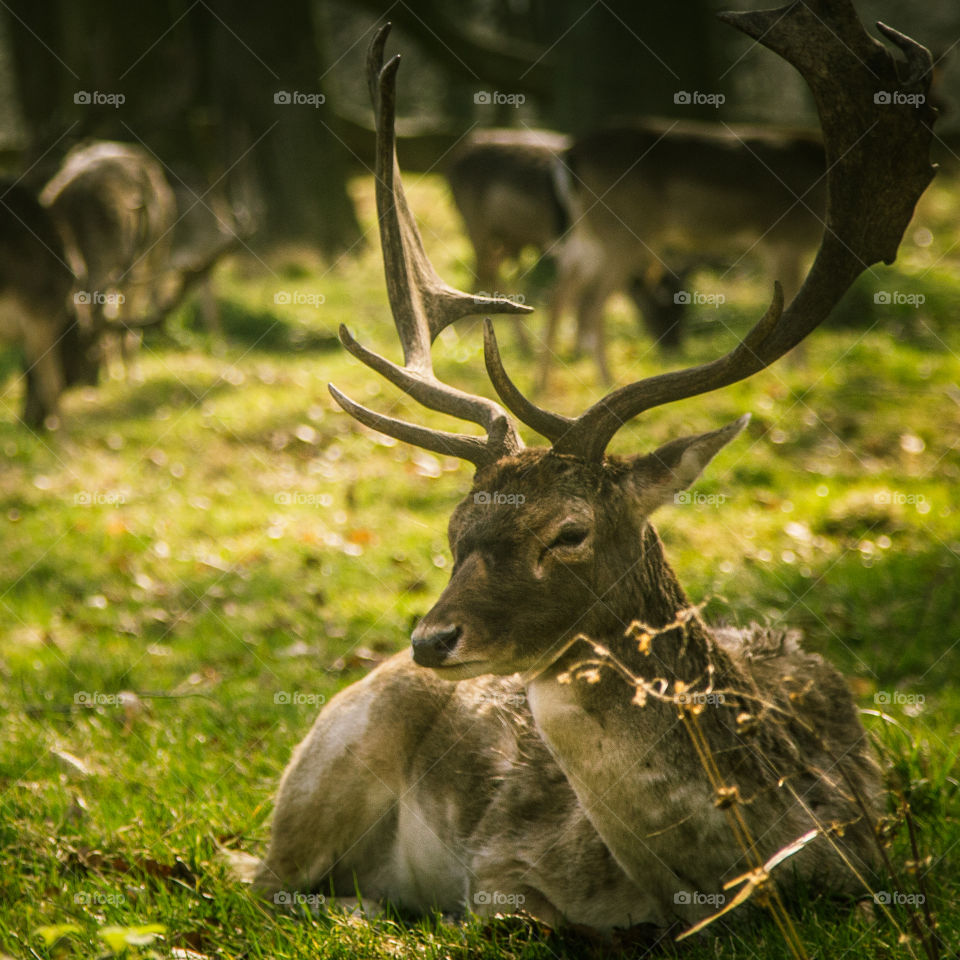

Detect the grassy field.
xmin=1 ymin=171 xmax=958 ymax=960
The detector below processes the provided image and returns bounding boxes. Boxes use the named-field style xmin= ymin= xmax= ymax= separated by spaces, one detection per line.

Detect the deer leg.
xmin=21 ymin=316 xmax=64 ymax=427
xmin=537 ymin=265 xmax=575 ymax=391
xmin=573 ymin=274 xmax=598 ymax=355
xmin=199 ymin=276 xmax=222 ymax=336
xmin=577 ymin=272 xmax=617 ymax=384
xmin=473 ymin=240 xmax=500 ymax=296
xmin=468 ymin=880 xmax=564 ymax=927
xmin=253 ymin=682 xmax=400 ymax=899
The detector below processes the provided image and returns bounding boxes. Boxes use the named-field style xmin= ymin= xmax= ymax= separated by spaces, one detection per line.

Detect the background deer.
xmin=446 ymin=128 xmax=571 ymax=355
xmin=542 ymin=119 xmax=826 ymax=386
xmin=0 ymin=180 xmax=92 ymax=426
xmin=256 ymin=4 xmax=934 ymax=935
xmin=36 ymin=142 xmax=246 ymax=391
xmin=447 ymin=128 xmax=684 ymax=363
xmin=446 ymin=128 xmax=571 ymax=296
xmin=168 ymin=175 xmax=250 ymax=336
xmin=40 ymin=141 xmax=176 ymax=379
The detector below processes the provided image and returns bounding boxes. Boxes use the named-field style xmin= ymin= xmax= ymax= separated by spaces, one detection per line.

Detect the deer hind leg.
xmin=537 ymin=260 xmax=577 ymax=391
xmin=119 ymin=328 xmax=144 ymax=383
xmin=576 ymin=270 xmax=620 ymax=385
xmin=501 ymin=241 xmax=533 ymax=357
xmin=253 ymin=653 xmax=468 ymax=914
xmin=628 ymin=263 xmax=687 ymax=351
xmin=538 ymin=234 xmax=599 ymax=390
xmin=471 ymin=233 xmax=501 ymax=296
xmin=468 ymin=879 xmax=565 ymax=927
xmin=473 ymin=235 xmax=532 ymax=358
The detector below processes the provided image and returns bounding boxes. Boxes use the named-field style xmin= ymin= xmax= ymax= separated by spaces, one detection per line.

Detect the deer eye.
xmin=548 ymin=526 xmax=589 ymax=549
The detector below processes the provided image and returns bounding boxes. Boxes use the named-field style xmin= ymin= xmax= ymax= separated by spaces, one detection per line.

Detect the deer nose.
xmin=411 ymin=622 xmax=462 ymax=667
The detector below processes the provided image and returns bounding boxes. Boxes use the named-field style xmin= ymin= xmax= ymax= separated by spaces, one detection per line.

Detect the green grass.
xmin=1 ymin=172 xmax=958 ymax=959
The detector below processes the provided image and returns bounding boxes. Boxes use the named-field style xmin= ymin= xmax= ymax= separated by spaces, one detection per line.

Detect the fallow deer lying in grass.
xmin=256 ymin=3 xmax=934 ymax=936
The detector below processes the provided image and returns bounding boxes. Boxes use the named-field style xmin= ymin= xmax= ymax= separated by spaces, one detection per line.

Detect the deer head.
xmin=332 ymin=7 xmax=934 ymax=678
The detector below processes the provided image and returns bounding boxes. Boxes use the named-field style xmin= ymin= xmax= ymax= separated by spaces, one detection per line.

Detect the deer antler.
xmin=483 ymin=0 xmax=936 ymax=461
xmin=329 ymin=24 xmax=532 ymax=468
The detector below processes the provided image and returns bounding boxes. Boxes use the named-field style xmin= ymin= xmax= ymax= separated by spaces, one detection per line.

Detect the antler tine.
xmin=482 ymin=319 xmax=572 ymax=444
xmin=330 ymin=23 xmax=530 ymax=469
xmin=530 ymin=0 xmax=936 ymax=461
xmin=328 ymin=384 xmax=508 ymax=463
xmin=875 ymin=22 xmax=932 ymax=86
xmin=368 ymin=37 xmax=531 ymax=358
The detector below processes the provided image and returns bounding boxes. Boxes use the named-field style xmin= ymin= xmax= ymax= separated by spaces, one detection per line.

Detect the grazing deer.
xmin=40 ymin=143 xmax=245 ymax=381
xmin=446 ymin=128 xmax=571 ymax=294
xmin=447 ymin=129 xmax=572 ymax=355
xmin=542 ymin=119 xmax=827 ymax=386
xmin=256 ymin=5 xmax=934 ymax=935
xmin=40 ymin=141 xmax=177 ymax=376
xmin=0 ymin=179 xmax=93 ymax=426
xmin=447 ymin=130 xmax=676 ymax=358
xmin=168 ymin=176 xmax=251 ymax=336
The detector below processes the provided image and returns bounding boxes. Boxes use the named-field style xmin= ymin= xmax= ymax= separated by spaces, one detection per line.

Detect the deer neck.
xmin=563 ymin=521 xmax=711 ymax=680
xmin=525 ymin=522 xmax=729 ymax=898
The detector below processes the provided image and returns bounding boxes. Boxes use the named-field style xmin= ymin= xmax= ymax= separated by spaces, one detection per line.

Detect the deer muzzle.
xmin=411 ymin=622 xmax=463 ymax=667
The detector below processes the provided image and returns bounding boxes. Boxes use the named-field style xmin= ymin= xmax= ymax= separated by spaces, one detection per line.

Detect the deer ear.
xmin=628 ymin=414 xmax=750 ymax=514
